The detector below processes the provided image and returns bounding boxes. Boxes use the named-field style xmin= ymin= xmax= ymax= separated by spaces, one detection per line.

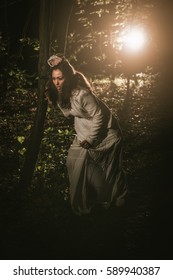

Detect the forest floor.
xmin=0 ymin=74 xmax=173 ymax=260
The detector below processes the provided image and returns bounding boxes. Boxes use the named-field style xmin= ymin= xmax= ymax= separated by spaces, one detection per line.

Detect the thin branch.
xmin=63 ymin=1 xmax=74 ymax=56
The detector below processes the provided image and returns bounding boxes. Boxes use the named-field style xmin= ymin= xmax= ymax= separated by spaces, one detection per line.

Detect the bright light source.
xmin=120 ymin=27 xmax=147 ymax=52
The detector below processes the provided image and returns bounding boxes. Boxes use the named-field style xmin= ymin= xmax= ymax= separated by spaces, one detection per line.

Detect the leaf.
xmin=25 ymin=124 xmax=32 ymax=131
xmin=37 ymin=166 xmax=42 ymax=171
xmin=17 ymin=136 xmax=25 ymax=144
xmin=18 ymin=147 xmax=26 ymax=155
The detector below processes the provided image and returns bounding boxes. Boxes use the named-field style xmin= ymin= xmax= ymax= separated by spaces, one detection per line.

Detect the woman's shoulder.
xmin=72 ymin=86 xmax=91 ymax=100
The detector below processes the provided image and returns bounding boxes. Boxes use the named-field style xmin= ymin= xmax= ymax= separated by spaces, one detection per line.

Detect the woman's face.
xmin=52 ymin=69 xmax=65 ymax=93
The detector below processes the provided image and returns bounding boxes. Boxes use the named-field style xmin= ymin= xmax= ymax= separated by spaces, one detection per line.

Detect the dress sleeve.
xmin=58 ymin=105 xmax=71 ymax=117
xmin=79 ymin=89 xmax=104 ymax=145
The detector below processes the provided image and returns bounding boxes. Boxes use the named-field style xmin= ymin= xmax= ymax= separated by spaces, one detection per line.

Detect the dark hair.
xmin=47 ymin=58 xmax=91 ymax=108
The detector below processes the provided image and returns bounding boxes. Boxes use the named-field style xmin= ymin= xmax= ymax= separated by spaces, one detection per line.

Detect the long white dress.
xmin=59 ymin=87 xmax=127 ymax=215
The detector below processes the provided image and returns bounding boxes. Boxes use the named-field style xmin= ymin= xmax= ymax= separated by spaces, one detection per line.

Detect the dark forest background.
xmin=0 ymin=0 xmax=173 ymax=260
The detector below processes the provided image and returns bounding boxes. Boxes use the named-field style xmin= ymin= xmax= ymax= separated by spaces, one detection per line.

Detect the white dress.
xmin=59 ymin=87 xmax=127 ymax=215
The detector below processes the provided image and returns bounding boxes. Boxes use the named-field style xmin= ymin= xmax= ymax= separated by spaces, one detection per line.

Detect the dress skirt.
xmin=66 ymin=128 xmax=127 ymax=215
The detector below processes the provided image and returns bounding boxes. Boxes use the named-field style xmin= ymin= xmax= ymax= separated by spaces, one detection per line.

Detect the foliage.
xmin=35 ymin=108 xmax=74 ymax=188
xmin=0 ymin=1 xmax=172 ymax=261
xmin=0 ymin=34 xmax=8 ymax=56
xmin=19 ymin=37 xmax=40 ymax=52
xmin=7 ymin=63 xmax=33 ymax=93
xmin=0 ymin=1 xmax=158 ymax=96
xmin=1 ymin=69 xmax=168 ymax=202
xmin=0 ymin=0 xmax=166 ymax=201
xmin=64 ymin=0 xmax=155 ymax=74
xmin=0 ymin=34 xmax=38 ymax=96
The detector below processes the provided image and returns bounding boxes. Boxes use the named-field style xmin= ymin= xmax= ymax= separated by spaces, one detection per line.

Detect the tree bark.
xmin=19 ymin=0 xmax=52 ymax=189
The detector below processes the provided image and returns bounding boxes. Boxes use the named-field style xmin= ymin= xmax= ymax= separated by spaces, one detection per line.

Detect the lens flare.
xmin=121 ymin=27 xmax=147 ymax=52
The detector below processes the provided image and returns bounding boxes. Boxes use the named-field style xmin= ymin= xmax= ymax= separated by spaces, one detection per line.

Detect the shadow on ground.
xmin=0 ymin=152 xmax=173 ymax=260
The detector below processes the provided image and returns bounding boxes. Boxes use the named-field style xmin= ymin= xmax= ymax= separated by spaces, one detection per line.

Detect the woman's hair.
xmin=46 ymin=57 xmax=91 ymax=108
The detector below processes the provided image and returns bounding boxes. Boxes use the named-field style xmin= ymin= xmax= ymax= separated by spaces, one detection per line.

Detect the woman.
xmin=46 ymin=55 xmax=127 ymax=215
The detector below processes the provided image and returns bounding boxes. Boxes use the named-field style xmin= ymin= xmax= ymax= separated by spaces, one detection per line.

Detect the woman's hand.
xmin=80 ymin=140 xmax=92 ymax=149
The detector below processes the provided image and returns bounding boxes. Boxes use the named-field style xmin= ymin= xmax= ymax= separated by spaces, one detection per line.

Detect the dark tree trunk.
xmin=19 ymin=0 xmax=53 ymax=189
xmin=0 ymin=0 xmax=9 ymax=100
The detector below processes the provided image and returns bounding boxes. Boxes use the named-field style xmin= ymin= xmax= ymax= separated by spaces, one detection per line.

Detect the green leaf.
xmin=17 ymin=136 xmax=25 ymax=144
xmin=25 ymin=124 xmax=32 ymax=131
xmin=18 ymin=147 xmax=26 ymax=155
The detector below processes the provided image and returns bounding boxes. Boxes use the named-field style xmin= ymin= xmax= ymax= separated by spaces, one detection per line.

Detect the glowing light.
xmin=120 ymin=27 xmax=147 ymax=52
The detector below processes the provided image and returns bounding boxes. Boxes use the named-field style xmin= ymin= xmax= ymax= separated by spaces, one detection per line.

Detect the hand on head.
xmin=47 ymin=55 xmax=63 ymax=67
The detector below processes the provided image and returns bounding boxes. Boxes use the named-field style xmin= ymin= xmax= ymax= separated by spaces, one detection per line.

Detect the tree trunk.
xmin=19 ymin=0 xmax=52 ymax=189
